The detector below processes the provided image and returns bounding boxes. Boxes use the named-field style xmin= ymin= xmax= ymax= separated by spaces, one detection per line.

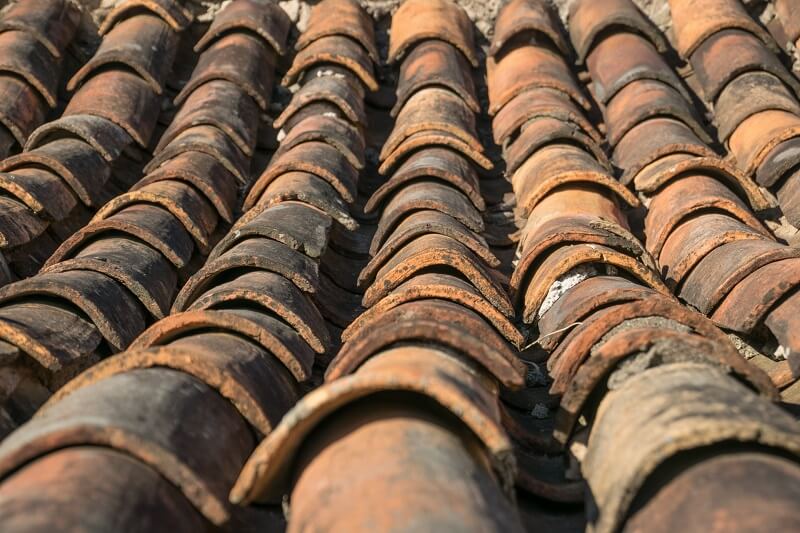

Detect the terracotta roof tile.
xmin=670 ymin=0 xmax=778 ymax=58
xmin=359 ymin=208 xmax=498 ymax=281
xmin=584 ymin=363 xmax=800 ymax=532
xmin=282 ymin=34 xmax=378 ymax=91
xmin=193 ymin=0 xmax=288 ymax=55
xmin=487 ymin=43 xmax=591 ymax=114
xmin=176 ymin=32 xmax=276 ymax=111
xmin=394 ymin=39 xmax=479 ymax=115
xmin=388 ymin=0 xmax=478 ymax=66
xmin=0 ymin=447 xmax=211 ymax=532
xmin=230 ymin=6 xmax=525 ymax=530
xmin=680 ymin=239 xmax=800 ymax=314
xmin=490 ymin=0 xmax=570 ymax=58
xmin=0 ymin=0 xmax=278 ymax=437
xmin=642 ymin=1 xmax=800 ymax=376
xmin=5 ymin=366 xmax=254 ymax=525
xmin=274 ymin=74 xmax=366 ymax=129
xmin=492 ymin=86 xmax=602 ymax=145
xmin=145 ymin=124 xmax=249 ymax=182
xmin=0 ymin=30 xmax=61 ymax=108
xmin=69 ymin=14 xmax=178 ymax=95
xmin=691 ymin=28 xmax=800 ymax=103
xmin=100 ymin=0 xmax=191 ymax=34
xmin=604 ymin=79 xmax=712 ymax=146
xmin=613 ymin=117 xmax=717 ymax=182
xmin=568 ymin=0 xmax=667 ymax=64
xmin=295 ymin=0 xmax=378 ymax=62
xmin=643 ymin=172 xmax=771 ymax=257
xmin=586 ymin=31 xmax=691 ymax=104
xmin=2 ymin=0 xmax=800 ymax=530
xmin=25 ymin=114 xmax=132 ymax=161
xmin=0 ymin=0 xmax=79 ymax=58
xmin=487 ymin=0 xmax=800 ymax=524
xmin=0 ymin=269 xmax=147 ymax=350
xmin=0 ymin=75 xmax=47 ymax=149
xmin=366 ymin=146 xmax=484 ymax=211
xmin=159 ymin=80 xmax=260 ymax=156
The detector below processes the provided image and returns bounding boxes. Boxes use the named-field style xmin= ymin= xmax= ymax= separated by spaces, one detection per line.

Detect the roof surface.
xmin=0 ymin=0 xmax=798 ymax=531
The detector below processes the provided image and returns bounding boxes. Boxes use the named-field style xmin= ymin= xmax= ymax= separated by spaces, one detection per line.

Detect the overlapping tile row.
xmin=0 ymin=0 xmax=191 ymax=434
xmin=0 ymin=0 xmax=371 ymax=530
xmin=227 ymin=1 xmax=526 ymax=530
xmin=244 ymin=0 xmax=376 ymax=357
xmin=490 ymin=1 xmax=800 ymax=531
xmin=667 ymin=0 xmax=800 ymax=228
xmin=0 ymin=0 xmax=191 ymax=280
xmin=490 ymin=0 xmax=653 ymax=505
xmin=0 ymin=0 xmax=82 ymax=282
xmin=0 ymin=0 xmax=79 ymax=156
xmin=0 ymin=0 xmax=284 ymax=446
xmin=573 ymin=0 xmax=800 ymax=396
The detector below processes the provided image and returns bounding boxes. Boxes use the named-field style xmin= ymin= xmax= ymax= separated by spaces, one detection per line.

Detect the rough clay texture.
xmin=2 ymin=0 xmax=770 ymax=64
xmin=61 ymin=0 xmax=680 ymax=41
xmin=275 ymin=0 xmax=677 ymax=38
xmin=47 ymin=0 xmax=776 ymax=63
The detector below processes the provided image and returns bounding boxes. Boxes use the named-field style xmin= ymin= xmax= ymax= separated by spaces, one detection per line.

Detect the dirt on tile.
xmin=68 ymin=0 xmax=678 ymax=40
xmin=54 ymin=0 xmax=778 ymax=48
